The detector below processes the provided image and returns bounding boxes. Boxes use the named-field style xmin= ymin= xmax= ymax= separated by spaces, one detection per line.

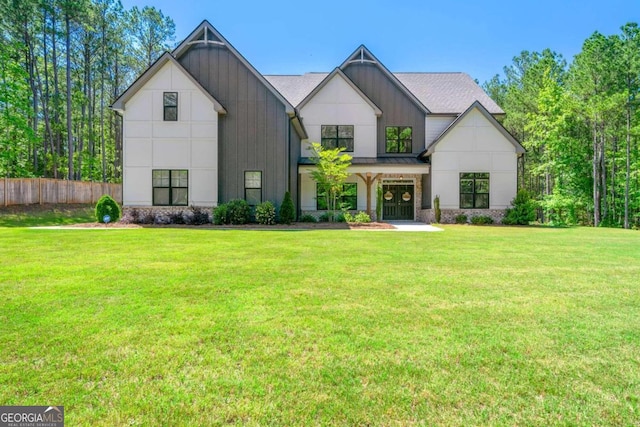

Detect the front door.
xmin=382 ymin=184 xmax=414 ymax=220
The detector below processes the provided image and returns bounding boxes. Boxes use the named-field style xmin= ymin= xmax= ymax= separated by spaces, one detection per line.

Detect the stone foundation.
xmin=418 ymin=208 xmax=506 ymax=224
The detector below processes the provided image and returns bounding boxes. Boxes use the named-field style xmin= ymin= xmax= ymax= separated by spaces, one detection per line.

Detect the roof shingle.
xmin=265 ymin=72 xmax=503 ymax=115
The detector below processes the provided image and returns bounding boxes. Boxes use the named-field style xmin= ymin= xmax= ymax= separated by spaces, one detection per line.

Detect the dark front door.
xmin=382 ymin=184 xmax=414 ymax=220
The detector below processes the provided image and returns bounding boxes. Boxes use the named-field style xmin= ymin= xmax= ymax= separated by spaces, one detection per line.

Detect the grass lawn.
xmin=0 ymin=222 xmax=638 ymax=425
xmin=0 ymin=204 xmax=95 ymax=227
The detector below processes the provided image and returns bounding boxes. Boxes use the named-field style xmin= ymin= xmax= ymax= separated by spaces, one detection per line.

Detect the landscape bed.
xmin=0 ymin=215 xmax=638 ymax=425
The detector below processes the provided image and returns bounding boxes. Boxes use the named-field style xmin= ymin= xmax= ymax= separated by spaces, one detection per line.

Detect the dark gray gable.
xmin=340 ymin=45 xmax=430 ymax=114
xmin=173 ymin=20 xmax=295 ymax=116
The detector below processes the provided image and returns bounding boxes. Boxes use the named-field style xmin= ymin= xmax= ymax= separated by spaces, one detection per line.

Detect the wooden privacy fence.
xmin=1 ymin=178 xmax=122 ymax=206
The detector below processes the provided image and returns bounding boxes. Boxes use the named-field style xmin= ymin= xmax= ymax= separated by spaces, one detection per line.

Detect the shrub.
xmin=95 ymin=195 xmax=121 ymax=223
xmin=434 ymin=195 xmax=441 ymax=223
xmin=186 ymin=206 xmax=210 ymax=225
xmin=120 ymin=208 xmax=138 ymax=224
xmin=455 ymin=214 xmax=468 ymax=224
xmin=347 ymin=211 xmax=371 ymax=223
xmin=299 ymin=213 xmax=318 ymax=223
xmin=154 ymin=213 xmax=171 ymax=225
xmin=255 ymin=201 xmax=276 ymax=225
xmin=170 ymin=211 xmax=185 ymax=224
xmin=471 ymin=215 xmax=494 ymax=225
xmin=213 ymin=203 xmax=228 ymax=225
xmin=138 ymin=210 xmax=155 ymax=224
xmin=318 ymin=212 xmax=333 ymax=222
xmin=279 ymin=191 xmax=295 ymax=224
xmin=227 ymin=199 xmax=251 ymax=225
xmin=502 ymin=190 xmax=537 ymax=225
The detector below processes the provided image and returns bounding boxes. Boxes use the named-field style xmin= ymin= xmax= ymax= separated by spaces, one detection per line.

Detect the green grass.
xmin=0 ymin=225 xmax=639 ymax=425
xmin=0 ymin=204 xmax=95 ymax=227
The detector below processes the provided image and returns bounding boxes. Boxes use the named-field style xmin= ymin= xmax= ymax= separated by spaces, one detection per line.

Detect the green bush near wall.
xmin=95 ymin=195 xmax=121 ymax=223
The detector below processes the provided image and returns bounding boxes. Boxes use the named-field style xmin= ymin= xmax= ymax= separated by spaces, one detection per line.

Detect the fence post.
xmin=4 ymin=177 xmax=7 ymax=207
xmin=39 ymin=177 xmax=42 ymax=205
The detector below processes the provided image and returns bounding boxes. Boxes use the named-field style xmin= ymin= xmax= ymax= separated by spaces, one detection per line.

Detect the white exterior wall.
xmin=122 ymin=61 xmax=219 ymax=206
xmin=425 ymin=115 xmax=456 ymax=146
xmin=431 ymin=108 xmax=518 ymax=209
xmin=299 ymin=74 xmax=378 ymax=157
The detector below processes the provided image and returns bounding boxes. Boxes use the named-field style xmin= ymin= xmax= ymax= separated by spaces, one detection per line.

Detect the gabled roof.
xmin=172 ymin=20 xmax=296 ymax=116
xmin=264 ymin=74 xmax=328 ymax=107
xmin=266 ymin=72 xmax=502 ymax=115
xmin=296 ymin=68 xmax=382 ymax=116
xmin=421 ymin=101 xmax=524 ymax=156
xmin=395 ymin=73 xmax=504 ymax=115
xmin=111 ymin=52 xmax=226 ymax=114
xmin=340 ymin=45 xmax=430 ymax=114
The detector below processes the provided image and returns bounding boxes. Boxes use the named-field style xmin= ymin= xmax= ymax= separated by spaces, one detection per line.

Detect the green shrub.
xmin=319 ymin=211 xmax=345 ymax=222
xmin=471 ymin=215 xmax=494 ymax=225
xmin=344 ymin=211 xmax=371 ymax=223
xmin=279 ymin=191 xmax=295 ymax=224
xmin=95 ymin=195 xmax=121 ymax=223
xmin=213 ymin=203 xmax=229 ymax=225
xmin=255 ymin=201 xmax=276 ymax=225
xmin=503 ymin=190 xmax=537 ymax=225
xmin=226 ymin=199 xmax=251 ymax=225
xmin=455 ymin=214 xmax=468 ymax=224
xmin=299 ymin=213 xmax=318 ymax=223
xmin=434 ymin=195 xmax=441 ymax=223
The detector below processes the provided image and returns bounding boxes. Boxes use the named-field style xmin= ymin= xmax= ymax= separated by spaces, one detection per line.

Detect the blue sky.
xmin=121 ymin=0 xmax=639 ymax=83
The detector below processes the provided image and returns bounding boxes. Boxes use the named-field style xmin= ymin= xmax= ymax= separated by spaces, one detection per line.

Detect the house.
xmin=111 ymin=20 xmax=524 ymax=223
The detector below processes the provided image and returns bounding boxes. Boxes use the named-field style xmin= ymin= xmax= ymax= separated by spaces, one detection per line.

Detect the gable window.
xmin=163 ymin=92 xmax=178 ymax=121
xmin=153 ymin=170 xmax=188 ymax=206
xmin=245 ymin=171 xmax=262 ymax=206
xmin=316 ymin=183 xmax=357 ymax=210
xmin=385 ymin=126 xmax=412 ymax=153
xmin=460 ymin=173 xmax=489 ymax=209
xmin=321 ymin=125 xmax=354 ymax=152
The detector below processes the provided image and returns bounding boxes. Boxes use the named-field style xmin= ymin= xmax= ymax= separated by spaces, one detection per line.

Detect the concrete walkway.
xmin=387 ymin=221 xmax=444 ymax=232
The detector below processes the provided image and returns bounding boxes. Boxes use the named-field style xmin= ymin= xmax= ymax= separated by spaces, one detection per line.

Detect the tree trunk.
xmin=65 ymin=11 xmax=73 ymax=180
xmin=592 ymin=118 xmax=600 ymax=226
xmin=625 ymin=103 xmax=631 ymax=229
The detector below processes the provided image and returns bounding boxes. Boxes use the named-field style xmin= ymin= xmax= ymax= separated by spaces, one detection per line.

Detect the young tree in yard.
xmin=308 ymin=142 xmax=352 ymax=221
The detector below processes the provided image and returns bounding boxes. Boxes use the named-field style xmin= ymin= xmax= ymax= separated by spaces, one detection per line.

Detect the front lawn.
xmin=0 ymin=226 xmax=638 ymax=425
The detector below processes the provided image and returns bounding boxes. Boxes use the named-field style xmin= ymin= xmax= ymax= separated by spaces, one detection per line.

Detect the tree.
xmin=308 ymin=142 xmax=352 ymax=221
xmin=128 ymin=6 xmax=175 ymax=69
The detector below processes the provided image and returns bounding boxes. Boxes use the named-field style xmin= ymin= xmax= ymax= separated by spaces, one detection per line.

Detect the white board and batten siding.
xmin=425 ymin=116 xmax=456 ymax=147
xmin=430 ymin=108 xmax=518 ymax=209
xmin=122 ymin=60 xmax=219 ymax=207
xmin=299 ymin=73 xmax=378 ymax=158
xmin=298 ymin=72 xmax=379 ymax=211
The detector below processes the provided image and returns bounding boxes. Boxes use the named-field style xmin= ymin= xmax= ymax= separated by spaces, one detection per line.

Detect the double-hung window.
xmin=245 ymin=171 xmax=262 ymax=206
xmin=153 ymin=170 xmax=188 ymax=206
xmin=460 ymin=173 xmax=489 ymax=209
xmin=321 ymin=125 xmax=354 ymax=152
xmin=163 ymin=92 xmax=178 ymax=121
